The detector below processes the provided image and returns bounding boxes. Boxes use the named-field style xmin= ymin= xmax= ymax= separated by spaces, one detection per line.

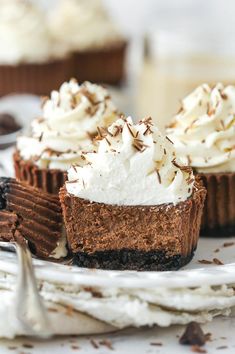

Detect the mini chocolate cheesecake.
xmin=60 ymin=117 xmax=206 ymax=271
xmin=14 ymin=79 xmax=120 ymax=195
xmin=0 ymin=177 xmax=67 ymax=259
xmin=60 ymin=182 xmax=205 ymax=271
xmin=166 ymin=83 xmax=235 ymax=237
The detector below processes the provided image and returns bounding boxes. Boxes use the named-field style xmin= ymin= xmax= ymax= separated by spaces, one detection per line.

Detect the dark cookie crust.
xmin=73 ymin=249 xmax=195 ymax=271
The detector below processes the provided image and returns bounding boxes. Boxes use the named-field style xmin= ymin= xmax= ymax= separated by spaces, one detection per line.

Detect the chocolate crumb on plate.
xmin=90 ymin=339 xmax=99 ymax=349
xmin=213 ymin=258 xmax=224 ymax=265
xmin=22 ymin=343 xmax=34 ymax=348
xmin=191 ymin=345 xmax=207 ymax=353
xmin=179 ymin=322 xmax=206 ymax=346
xmin=204 ymin=333 xmax=212 ymax=342
xmin=198 ymin=259 xmax=213 ymax=265
xmin=216 ymin=346 xmax=228 ymax=350
xmin=150 ymin=342 xmax=163 ymax=346
xmin=71 ymin=345 xmax=80 ymax=350
xmin=99 ymin=339 xmax=114 ymax=350
xmin=223 ymin=242 xmax=235 ymax=248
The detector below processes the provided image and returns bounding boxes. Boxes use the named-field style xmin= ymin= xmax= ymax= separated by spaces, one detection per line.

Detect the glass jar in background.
xmin=137 ymin=28 xmax=235 ymax=131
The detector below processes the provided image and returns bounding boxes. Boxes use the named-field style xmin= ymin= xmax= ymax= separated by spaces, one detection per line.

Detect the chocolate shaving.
xmin=150 ymin=342 xmax=162 ymax=346
xmin=143 ymin=125 xmax=153 ymax=136
xmin=38 ymin=132 xmax=43 ymax=142
xmin=71 ymin=345 xmax=80 ymax=350
xmin=177 ymin=105 xmax=184 ymax=114
xmin=105 ymin=137 xmax=111 ymax=146
xmin=112 ymin=125 xmax=122 ymax=137
xmin=22 ymin=343 xmax=34 ymax=349
xmin=191 ymin=345 xmax=207 ymax=353
xmin=97 ymin=126 xmax=108 ymax=139
xmin=166 ymin=136 xmax=174 ymax=144
xmin=172 ymin=158 xmax=192 ymax=173
xmin=221 ymin=92 xmax=228 ymax=100
xmin=132 ymin=138 xmax=149 ymax=152
xmin=83 ymin=287 xmax=103 ymax=298
xmin=220 ymin=120 xmax=225 ymax=130
xmin=156 ymin=169 xmax=161 ymax=184
xmin=41 ymin=96 xmax=49 ymax=108
xmin=216 ymin=346 xmax=228 ymax=350
xmin=80 ymin=87 xmax=98 ymax=105
xmin=66 ymin=179 xmax=79 ymax=184
xmin=90 ymin=339 xmax=99 ymax=349
xmin=99 ymin=339 xmax=114 ymax=350
xmin=86 ymin=105 xmax=99 ymax=116
xmin=141 ymin=117 xmax=153 ymax=125
xmin=179 ymin=322 xmax=206 ymax=346
xmin=204 ymin=333 xmax=212 ymax=342
xmin=187 ymin=155 xmax=192 ymax=165
xmin=43 ymin=148 xmax=71 ymax=157
xmin=213 ymin=258 xmax=224 ymax=265
xmin=207 ymin=108 xmax=215 ymax=116
xmin=223 ymin=242 xmax=235 ymax=247
xmin=198 ymin=259 xmax=213 ymax=264
xmin=126 ymin=123 xmax=135 ymax=137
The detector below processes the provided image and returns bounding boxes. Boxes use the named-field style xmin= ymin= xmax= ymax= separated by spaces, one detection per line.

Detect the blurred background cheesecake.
xmin=0 ymin=0 xmax=71 ymax=96
xmin=1 ymin=0 xmax=235 ymax=151
xmin=49 ymin=0 xmax=128 ymax=86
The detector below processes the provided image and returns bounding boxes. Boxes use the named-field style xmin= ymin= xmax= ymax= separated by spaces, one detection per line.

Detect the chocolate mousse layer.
xmin=199 ymin=172 xmax=235 ymax=237
xmin=60 ymin=182 xmax=206 ymax=271
xmin=0 ymin=177 xmax=64 ymax=258
xmin=13 ymin=150 xmax=66 ymax=195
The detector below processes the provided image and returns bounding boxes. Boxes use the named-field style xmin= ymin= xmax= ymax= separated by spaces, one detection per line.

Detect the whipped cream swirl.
xmin=167 ymin=83 xmax=235 ymax=173
xmin=66 ymin=117 xmax=195 ymax=206
xmin=0 ymin=0 xmax=67 ymax=64
xmin=17 ymin=79 xmax=119 ymax=170
xmin=49 ymin=0 xmax=123 ymax=51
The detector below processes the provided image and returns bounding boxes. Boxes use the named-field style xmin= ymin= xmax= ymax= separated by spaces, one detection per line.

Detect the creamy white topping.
xmin=17 ymin=79 xmax=119 ymax=170
xmin=0 ymin=0 xmax=67 ymax=64
xmin=66 ymin=116 xmax=194 ymax=206
xmin=49 ymin=0 xmax=123 ymax=51
xmin=167 ymin=83 xmax=235 ymax=173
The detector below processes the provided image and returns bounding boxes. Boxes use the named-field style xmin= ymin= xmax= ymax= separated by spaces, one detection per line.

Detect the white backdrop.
xmin=35 ymin=0 xmax=235 ymax=39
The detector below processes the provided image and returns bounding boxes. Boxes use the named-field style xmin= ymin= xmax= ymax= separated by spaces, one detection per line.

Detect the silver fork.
xmin=0 ymin=241 xmax=52 ymax=338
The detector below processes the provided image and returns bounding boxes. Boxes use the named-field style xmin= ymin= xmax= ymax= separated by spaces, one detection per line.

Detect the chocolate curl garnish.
xmin=132 ymin=138 xmax=149 ymax=152
xmin=172 ymin=158 xmax=192 ymax=173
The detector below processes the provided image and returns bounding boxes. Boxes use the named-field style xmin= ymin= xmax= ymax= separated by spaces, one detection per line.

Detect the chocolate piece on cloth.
xmin=0 ymin=177 xmax=67 ymax=259
xmin=179 ymin=321 xmax=206 ymax=346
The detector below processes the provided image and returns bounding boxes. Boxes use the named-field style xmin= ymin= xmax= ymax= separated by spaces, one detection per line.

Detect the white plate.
xmin=0 ymin=237 xmax=235 ymax=289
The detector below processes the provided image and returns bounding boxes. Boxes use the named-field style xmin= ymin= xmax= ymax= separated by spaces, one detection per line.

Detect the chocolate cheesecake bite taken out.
xmin=60 ymin=116 xmax=206 ymax=271
xmin=0 ymin=177 xmax=67 ymax=259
